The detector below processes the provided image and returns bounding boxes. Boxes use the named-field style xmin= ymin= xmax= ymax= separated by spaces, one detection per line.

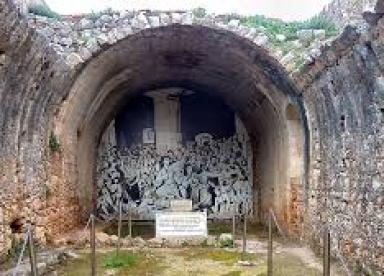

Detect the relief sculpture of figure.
xmin=97 ymin=133 xmax=253 ymax=219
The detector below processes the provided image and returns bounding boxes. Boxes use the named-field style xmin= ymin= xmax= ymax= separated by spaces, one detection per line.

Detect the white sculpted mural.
xmin=96 ymin=90 xmax=253 ymax=220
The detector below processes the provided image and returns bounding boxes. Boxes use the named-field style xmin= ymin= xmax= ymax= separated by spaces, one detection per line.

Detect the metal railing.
xmin=11 ymin=206 xmax=354 ymax=276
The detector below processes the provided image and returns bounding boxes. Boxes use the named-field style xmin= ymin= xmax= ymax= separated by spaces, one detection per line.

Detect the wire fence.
xmin=10 ymin=208 xmax=355 ymax=276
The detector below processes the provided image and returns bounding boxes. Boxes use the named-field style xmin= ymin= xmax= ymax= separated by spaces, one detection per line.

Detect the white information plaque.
xmin=156 ymin=211 xmax=207 ymax=238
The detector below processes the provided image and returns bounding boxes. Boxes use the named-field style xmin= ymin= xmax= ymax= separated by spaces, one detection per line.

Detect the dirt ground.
xmin=55 ymin=238 xmax=347 ymax=276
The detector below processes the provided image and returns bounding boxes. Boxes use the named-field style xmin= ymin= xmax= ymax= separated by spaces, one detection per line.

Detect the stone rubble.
xmin=1 ymin=249 xmax=79 ymax=276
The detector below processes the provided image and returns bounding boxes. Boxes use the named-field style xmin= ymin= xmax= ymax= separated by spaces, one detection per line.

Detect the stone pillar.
xmin=146 ymin=88 xmax=182 ymax=154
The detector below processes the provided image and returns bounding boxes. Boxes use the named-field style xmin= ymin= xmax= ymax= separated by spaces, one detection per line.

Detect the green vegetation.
xmin=200 ymin=238 xmax=209 ymax=247
xmin=103 ymin=252 xmax=138 ymax=268
xmin=28 ymin=4 xmax=61 ymax=19
xmin=8 ymin=237 xmax=25 ymax=259
xmin=181 ymin=240 xmax=189 ymax=247
xmin=181 ymin=248 xmax=258 ymax=265
xmin=192 ymin=7 xmax=207 ymax=18
xmin=87 ymin=8 xmax=114 ymax=22
xmin=49 ymin=132 xmax=61 ymax=153
xmin=56 ymin=250 xmax=167 ymax=275
xmin=55 ymin=247 xmax=329 ymax=275
xmin=219 ymin=238 xmax=234 ymax=248
xmin=183 ymin=249 xmax=239 ymax=263
xmin=242 ymin=14 xmax=339 ymax=42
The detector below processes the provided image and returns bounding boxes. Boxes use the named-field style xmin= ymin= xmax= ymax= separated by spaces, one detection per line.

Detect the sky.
xmin=46 ymin=0 xmax=333 ymax=21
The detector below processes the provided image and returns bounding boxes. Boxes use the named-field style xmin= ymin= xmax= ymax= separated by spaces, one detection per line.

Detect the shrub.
xmin=242 ymin=15 xmax=298 ymax=40
xmin=242 ymin=14 xmax=339 ymax=41
xmin=181 ymin=240 xmax=189 ymax=247
xmin=219 ymin=238 xmax=235 ymax=248
xmin=192 ymin=7 xmax=207 ymax=18
xmin=299 ymin=15 xmax=339 ymax=37
xmin=49 ymin=133 xmax=61 ymax=153
xmin=103 ymin=252 xmax=138 ymax=268
xmin=28 ymin=4 xmax=61 ymax=20
xmin=8 ymin=237 xmax=24 ymax=259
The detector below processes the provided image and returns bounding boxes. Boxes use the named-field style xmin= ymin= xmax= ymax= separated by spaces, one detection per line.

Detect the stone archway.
xmin=56 ymin=24 xmax=308 ymax=232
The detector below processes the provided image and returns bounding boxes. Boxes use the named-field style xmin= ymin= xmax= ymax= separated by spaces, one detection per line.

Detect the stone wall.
xmin=320 ymin=0 xmax=377 ymax=26
xmin=295 ymin=12 xmax=384 ymax=274
xmin=0 ymin=0 xmax=78 ymax=255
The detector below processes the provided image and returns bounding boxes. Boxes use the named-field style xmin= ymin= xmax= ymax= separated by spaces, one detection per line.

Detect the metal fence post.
xmin=267 ymin=209 xmax=273 ymax=276
xmin=323 ymin=224 xmax=330 ymax=276
xmin=241 ymin=203 xmax=247 ymax=261
xmin=128 ymin=208 xmax=132 ymax=237
xmin=232 ymin=204 xmax=236 ymax=239
xmin=28 ymin=226 xmax=38 ymax=276
xmin=117 ymin=200 xmax=122 ymax=255
xmin=90 ymin=214 xmax=96 ymax=276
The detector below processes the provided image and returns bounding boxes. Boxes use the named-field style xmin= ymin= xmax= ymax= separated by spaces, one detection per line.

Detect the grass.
xmin=56 ymin=250 xmax=167 ymax=275
xmin=55 ymin=247 xmax=327 ymax=275
xmin=102 ymin=252 xmax=138 ymax=268
xmin=242 ymin=14 xmax=339 ymax=42
xmin=180 ymin=248 xmax=259 ymax=265
xmin=272 ymin=254 xmax=321 ymax=276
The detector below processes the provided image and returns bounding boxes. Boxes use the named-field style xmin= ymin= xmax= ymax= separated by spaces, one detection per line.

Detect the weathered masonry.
xmin=0 ymin=0 xmax=383 ymax=273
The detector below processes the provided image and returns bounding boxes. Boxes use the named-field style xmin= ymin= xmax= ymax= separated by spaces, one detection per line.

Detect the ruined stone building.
xmin=0 ymin=0 xmax=383 ymax=273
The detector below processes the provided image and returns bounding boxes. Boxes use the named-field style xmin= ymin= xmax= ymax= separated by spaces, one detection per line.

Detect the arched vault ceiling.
xmin=62 ymin=25 xmax=302 ymax=140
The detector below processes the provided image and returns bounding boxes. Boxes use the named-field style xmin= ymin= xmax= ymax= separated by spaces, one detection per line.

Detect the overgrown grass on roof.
xmin=242 ymin=14 xmax=339 ymax=41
